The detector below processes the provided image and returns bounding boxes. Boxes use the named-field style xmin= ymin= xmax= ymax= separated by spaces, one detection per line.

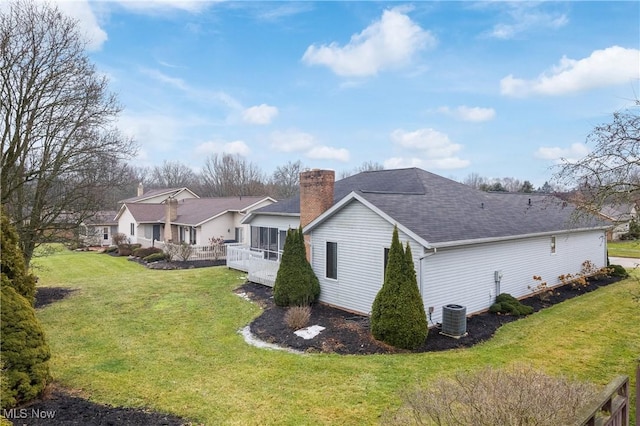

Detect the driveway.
xmin=609 ymin=256 xmax=640 ymax=269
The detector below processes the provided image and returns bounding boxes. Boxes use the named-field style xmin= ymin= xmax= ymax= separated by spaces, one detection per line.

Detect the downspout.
xmin=419 ymin=247 xmax=437 ymax=325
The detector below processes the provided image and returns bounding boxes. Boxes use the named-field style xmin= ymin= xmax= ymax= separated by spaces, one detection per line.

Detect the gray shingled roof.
xmin=173 ymin=197 xmax=270 ymax=226
xmin=255 ymin=168 xmax=610 ymax=245
xmin=123 ymin=196 xmax=271 ymax=226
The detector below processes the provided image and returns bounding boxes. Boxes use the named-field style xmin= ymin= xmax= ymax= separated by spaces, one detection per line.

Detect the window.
xmin=103 ymin=227 xmax=109 ymax=241
xmin=189 ymin=227 xmax=196 ymax=245
xmin=550 ymin=236 xmax=556 ymax=254
xmin=383 ymin=247 xmax=390 ymax=276
xmin=250 ymin=226 xmax=281 ymax=260
xmin=130 ymin=223 xmax=135 ymax=236
xmin=326 ymin=241 xmax=337 ymax=279
xmin=235 ymin=227 xmax=243 ymax=243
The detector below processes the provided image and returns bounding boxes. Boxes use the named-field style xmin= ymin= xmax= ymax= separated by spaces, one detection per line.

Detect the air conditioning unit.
xmin=441 ymin=304 xmax=467 ymax=338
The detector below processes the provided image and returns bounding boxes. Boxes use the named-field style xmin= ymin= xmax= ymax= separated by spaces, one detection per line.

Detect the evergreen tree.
xmin=370 ymin=226 xmax=428 ymax=350
xmin=273 ymin=227 xmax=320 ymax=306
xmin=0 ymin=209 xmax=51 ymax=409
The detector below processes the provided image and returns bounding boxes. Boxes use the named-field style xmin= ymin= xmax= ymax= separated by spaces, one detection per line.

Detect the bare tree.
xmin=463 ymin=172 xmax=486 ymax=190
xmin=200 ymin=153 xmax=265 ymax=197
xmin=269 ymin=160 xmax=303 ymax=199
xmin=554 ymin=108 xmax=640 ymax=211
xmin=148 ymin=160 xmax=198 ymax=189
xmin=340 ymin=161 xmax=385 ymax=179
xmin=1 ymin=1 xmax=136 ymax=265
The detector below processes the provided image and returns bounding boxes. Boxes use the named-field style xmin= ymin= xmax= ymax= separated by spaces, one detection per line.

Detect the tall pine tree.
xmin=370 ymin=226 xmax=428 ymax=349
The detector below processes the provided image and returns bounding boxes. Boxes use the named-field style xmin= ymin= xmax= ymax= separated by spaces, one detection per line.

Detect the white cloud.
xmin=270 ymin=130 xmax=315 ymax=152
xmin=384 ymin=156 xmax=469 ymax=170
xmin=390 ymin=128 xmax=469 ymax=170
xmin=535 ymin=143 xmax=590 ymax=163
xmin=114 ymin=0 xmax=209 ymax=14
xmin=26 ymin=0 xmax=108 ymax=50
xmin=140 ymin=67 xmax=243 ymax=110
xmin=306 ymin=146 xmax=350 ymax=162
xmin=302 ymin=7 xmax=436 ymax=77
xmin=438 ymin=106 xmax=496 ymax=122
xmin=195 ymin=140 xmax=251 ymax=157
xmin=487 ymin=3 xmax=568 ymax=40
xmin=501 ymin=46 xmax=640 ymax=97
xmin=242 ymin=104 xmax=279 ymax=125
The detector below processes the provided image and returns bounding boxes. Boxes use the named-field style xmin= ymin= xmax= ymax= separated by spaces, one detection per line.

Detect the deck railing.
xmin=226 ymin=245 xmax=280 ymax=287
xmin=575 ymin=375 xmax=629 ymax=426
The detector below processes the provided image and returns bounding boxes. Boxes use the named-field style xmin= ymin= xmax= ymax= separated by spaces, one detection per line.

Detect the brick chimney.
xmin=137 ymin=182 xmax=144 ymax=197
xmin=163 ymin=197 xmax=178 ymax=242
xmin=299 ymin=169 xmax=335 ymax=260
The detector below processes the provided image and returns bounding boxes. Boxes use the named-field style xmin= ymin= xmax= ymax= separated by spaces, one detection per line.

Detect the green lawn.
xmin=609 ymin=240 xmax=640 ymax=258
xmin=34 ymin=250 xmax=640 ymax=425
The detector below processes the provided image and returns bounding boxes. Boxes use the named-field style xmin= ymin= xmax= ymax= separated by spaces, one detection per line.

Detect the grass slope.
xmin=34 ymin=250 xmax=640 ymax=425
xmin=608 ymin=240 xmax=640 ymax=258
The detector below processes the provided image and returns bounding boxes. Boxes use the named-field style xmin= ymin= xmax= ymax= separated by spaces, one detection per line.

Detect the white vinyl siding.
xmin=309 ymin=200 xmax=422 ymax=315
xmin=308 ymin=199 xmax=607 ymax=325
xmin=422 ymin=230 xmax=607 ymax=324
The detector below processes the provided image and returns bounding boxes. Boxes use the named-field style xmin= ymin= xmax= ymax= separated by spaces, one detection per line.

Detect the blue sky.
xmin=45 ymin=1 xmax=640 ymax=186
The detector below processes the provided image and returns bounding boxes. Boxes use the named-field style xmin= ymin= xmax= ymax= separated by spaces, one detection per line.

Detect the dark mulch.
xmin=24 ymin=273 xmax=622 ymax=424
xmin=8 ymin=386 xmax=186 ymax=426
xmin=128 ymin=258 xmax=225 ymax=270
xmin=241 ymin=274 xmax=623 ymax=354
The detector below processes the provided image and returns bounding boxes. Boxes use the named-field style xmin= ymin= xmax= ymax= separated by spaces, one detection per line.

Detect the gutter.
xmin=419 ymin=247 xmax=437 ymax=325
xmin=431 ymin=226 xmax=610 ymax=249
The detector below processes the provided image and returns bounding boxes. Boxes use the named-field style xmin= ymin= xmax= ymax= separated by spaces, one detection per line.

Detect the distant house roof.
xmin=599 ymin=203 xmax=637 ymax=223
xmin=251 ymin=168 xmax=610 ymax=247
xmin=173 ymin=197 xmax=275 ymax=226
xmin=118 ymin=187 xmax=199 ymax=204
xmin=84 ymin=211 xmax=119 ymax=226
xmin=117 ymin=196 xmax=275 ymax=226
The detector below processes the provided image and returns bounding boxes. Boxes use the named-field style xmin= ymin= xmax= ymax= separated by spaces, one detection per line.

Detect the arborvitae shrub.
xmin=0 ymin=285 xmax=51 ymax=409
xmin=370 ymin=227 xmax=428 ymax=350
xmin=0 ymin=209 xmax=37 ymax=305
xmin=273 ymin=227 xmax=320 ymax=307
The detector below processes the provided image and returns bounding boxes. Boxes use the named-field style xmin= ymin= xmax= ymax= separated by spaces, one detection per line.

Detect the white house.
xmin=599 ymin=203 xmax=638 ymax=241
xmin=236 ymin=168 xmax=611 ymax=325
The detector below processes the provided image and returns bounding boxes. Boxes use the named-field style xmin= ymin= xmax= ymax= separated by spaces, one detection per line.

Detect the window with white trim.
xmin=326 ymin=241 xmax=337 ymax=279
xmin=550 ymin=236 xmax=556 ymax=254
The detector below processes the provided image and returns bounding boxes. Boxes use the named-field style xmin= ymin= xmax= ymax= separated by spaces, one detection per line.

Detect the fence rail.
xmin=575 ymin=375 xmax=629 ymax=426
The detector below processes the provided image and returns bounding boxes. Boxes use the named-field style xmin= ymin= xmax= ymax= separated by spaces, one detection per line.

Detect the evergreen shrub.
xmin=133 ymin=247 xmax=163 ymax=258
xmin=0 ymin=209 xmax=37 ymax=305
xmin=370 ymin=227 xmax=428 ymax=350
xmin=489 ymin=293 xmax=533 ymax=316
xmin=0 ymin=286 xmax=51 ymax=409
xmin=608 ymin=264 xmax=629 ymax=278
xmin=273 ymin=227 xmax=320 ymax=307
xmin=143 ymin=252 xmax=166 ymax=263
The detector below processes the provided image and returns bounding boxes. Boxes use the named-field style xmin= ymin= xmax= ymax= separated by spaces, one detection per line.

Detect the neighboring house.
xmin=118 ymin=184 xmax=200 ymax=205
xmin=236 ymin=168 xmax=611 ymax=325
xmin=599 ymin=203 xmax=638 ymax=241
xmin=114 ymin=195 xmax=276 ymax=248
xmin=80 ymin=211 xmax=119 ymax=246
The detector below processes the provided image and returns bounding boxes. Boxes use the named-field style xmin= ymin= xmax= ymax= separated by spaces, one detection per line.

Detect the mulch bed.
xmin=242 ymin=274 xmax=623 ymax=354
xmin=23 ymin=267 xmax=622 ymax=425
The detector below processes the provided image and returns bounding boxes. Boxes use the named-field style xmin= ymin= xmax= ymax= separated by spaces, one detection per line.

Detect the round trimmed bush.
xmin=1 ymin=285 xmax=51 ymax=409
xmin=608 ymin=264 xmax=629 ymax=278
